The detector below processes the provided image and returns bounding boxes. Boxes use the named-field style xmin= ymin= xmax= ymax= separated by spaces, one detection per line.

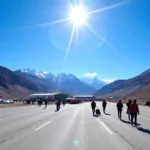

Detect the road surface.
xmin=0 ymin=102 xmax=150 ymax=150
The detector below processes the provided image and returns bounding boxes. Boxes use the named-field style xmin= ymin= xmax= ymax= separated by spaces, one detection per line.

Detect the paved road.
xmin=0 ymin=102 xmax=150 ymax=150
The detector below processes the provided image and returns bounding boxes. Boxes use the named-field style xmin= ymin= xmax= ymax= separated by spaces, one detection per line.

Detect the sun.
xmin=70 ymin=5 xmax=87 ymax=26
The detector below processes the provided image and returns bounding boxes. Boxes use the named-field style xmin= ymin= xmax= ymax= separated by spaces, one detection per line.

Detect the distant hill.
xmin=0 ymin=66 xmax=41 ymax=98
xmin=95 ymin=69 xmax=150 ymax=98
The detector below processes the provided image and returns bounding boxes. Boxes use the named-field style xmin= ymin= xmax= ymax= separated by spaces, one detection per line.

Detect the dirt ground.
xmin=105 ymin=98 xmax=149 ymax=105
xmin=0 ymin=103 xmax=30 ymax=108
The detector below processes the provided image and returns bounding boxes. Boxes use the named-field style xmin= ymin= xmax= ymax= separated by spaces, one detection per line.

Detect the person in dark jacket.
xmin=130 ymin=100 xmax=140 ymax=126
xmin=126 ymin=99 xmax=132 ymax=120
xmin=91 ymin=100 xmax=96 ymax=115
xmin=117 ymin=100 xmax=123 ymax=119
xmin=56 ymin=100 xmax=61 ymax=111
xmin=44 ymin=100 xmax=48 ymax=108
xmin=102 ymin=100 xmax=107 ymax=113
xmin=62 ymin=100 xmax=65 ymax=106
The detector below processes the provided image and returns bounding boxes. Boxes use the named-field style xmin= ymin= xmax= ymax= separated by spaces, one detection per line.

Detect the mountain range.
xmin=0 ymin=67 xmax=105 ymax=98
xmin=95 ymin=69 xmax=150 ymax=100
xmin=19 ymin=68 xmax=106 ymax=90
xmin=1 ymin=66 xmax=150 ymax=100
xmin=17 ymin=69 xmax=101 ymax=95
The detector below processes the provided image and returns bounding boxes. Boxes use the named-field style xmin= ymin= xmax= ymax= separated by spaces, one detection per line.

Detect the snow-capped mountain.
xmin=19 ymin=69 xmax=107 ymax=90
xmin=20 ymin=68 xmax=47 ymax=78
xmin=55 ymin=73 xmax=95 ymax=94
xmin=20 ymin=68 xmax=55 ymax=82
xmin=80 ymin=77 xmax=107 ymax=89
xmin=16 ymin=69 xmax=96 ymax=94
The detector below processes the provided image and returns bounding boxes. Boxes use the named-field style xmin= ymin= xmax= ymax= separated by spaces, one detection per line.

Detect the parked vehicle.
xmin=0 ymin=99 xmax=14 ymax=104
xmin=9 ymin=100 xmax=14 ymax=103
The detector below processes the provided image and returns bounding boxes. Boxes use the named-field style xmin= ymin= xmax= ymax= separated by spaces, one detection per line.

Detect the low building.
xmin=30 ymin=92 xmax=70 ymax=101
xmin=73 ymin=95 xmax=95 ymax=99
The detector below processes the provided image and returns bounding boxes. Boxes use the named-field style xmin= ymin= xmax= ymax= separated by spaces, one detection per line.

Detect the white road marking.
xmin=139 ymin=116 xmax=150 ymax=121
xmin=35 ymin=121 xmax=51 ymax=131
xmin=88 ymin=105 xmax=113 ymax=134
xmin=100 ymin=121 xmax=113 ymax=135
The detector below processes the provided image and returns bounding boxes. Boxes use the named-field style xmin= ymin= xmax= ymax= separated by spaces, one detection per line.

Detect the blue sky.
xmin=0 ymin=0 xmax=149 ymax=82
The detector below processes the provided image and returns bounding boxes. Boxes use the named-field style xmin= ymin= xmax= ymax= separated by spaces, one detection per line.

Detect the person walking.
xmin=91 ymin=100 xmax=96 ymax=115
xmin=126 ymin=99 xmax=132 ymax=120
xmin=102 ymin=100 xmax=107 ymax=113
xmin=44 ymin=100 xmax=48 ymax=108
xmin=62 ymin=100 xmax=65 ymax=106
xmin=116 ymin=100 xmax=123 ymax=120
xmin=130 ymin=100 xmax=140 ymax=126
xmin=56 ymin=100 xmax=61 ymax=111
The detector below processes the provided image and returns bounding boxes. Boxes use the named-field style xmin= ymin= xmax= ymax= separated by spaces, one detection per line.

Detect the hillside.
xmin=15 ymin=71 xmax=56 ymax=93
xmin=0 ymin=66 xmax=41 ymax=98
xmin=56 ymin=73 xmax=96 ymax=94
xmin=95 ymin=69 xmax=150 ymax=98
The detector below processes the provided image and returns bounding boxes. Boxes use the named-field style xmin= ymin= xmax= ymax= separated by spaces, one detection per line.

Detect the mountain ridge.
xmin=19 ymin=68 xmax=107 ymax=89
xmin=80 ymin=77 xmax=107 ymax=89
xmin=95 ymin=69 xmax=150 ymax=98
xmin=0 ymin=66 xmax=42 ymax=98
xmin=16 ymin=69 xmax=97 ymax=95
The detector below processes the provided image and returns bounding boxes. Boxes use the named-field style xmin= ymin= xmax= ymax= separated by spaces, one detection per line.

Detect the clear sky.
xmin=0 ymin=0 xmax=149 ymax=82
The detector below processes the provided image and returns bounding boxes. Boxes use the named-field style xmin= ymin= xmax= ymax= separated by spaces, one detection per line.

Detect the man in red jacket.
xmin=130 ymin=100 xmax=140 ymax=126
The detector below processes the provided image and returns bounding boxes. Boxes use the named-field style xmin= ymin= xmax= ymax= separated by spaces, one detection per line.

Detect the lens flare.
xmin=74 ymin=140 xmax=79 ymax=146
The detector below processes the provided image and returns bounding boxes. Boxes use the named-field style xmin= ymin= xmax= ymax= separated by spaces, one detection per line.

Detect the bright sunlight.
xmin=34 ymin=1 xmax=129 ymax=67
xmin=70 ymin=5 xmax=87 ymax=26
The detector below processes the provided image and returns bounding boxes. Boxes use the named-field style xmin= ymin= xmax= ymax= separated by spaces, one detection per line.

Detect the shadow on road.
xmin=93 ymin=114 xmax=101 ymax=117
xmin=121 ymin=119 xmax=141 ymax=126
xmin=121 ymin=119 xmax=131 ymax=124
xmin=137 ymin=127 xmax=150 ymax=134
xmin=104 ymin=113 xmax=111 ymax=116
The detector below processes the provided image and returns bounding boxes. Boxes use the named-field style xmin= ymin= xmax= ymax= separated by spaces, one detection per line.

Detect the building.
xmin=30 ymin=92 xmax=70 ymax=101
xmin=73 ymin=95 xmax=95 ymax=99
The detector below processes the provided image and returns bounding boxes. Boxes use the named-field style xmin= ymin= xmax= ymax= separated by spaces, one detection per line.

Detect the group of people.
xmin=91 ymin=100 xmax=108 ymax=115
xmin=37 ymin=99 xmax=66 ymax=110
xmin=91 ymin=99 xmax=140 ymax=126
xmin=38 ymin=100 xmax=48 ymax=108
xmin=117 ymin=99 xmax=140 ymax=126
xmin=55 ymin=100 xmax=66 ymax=111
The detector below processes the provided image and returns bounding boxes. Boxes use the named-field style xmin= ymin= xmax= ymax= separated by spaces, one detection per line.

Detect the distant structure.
xmin=73 ymin=95 xmax=94 ymax=99
xmin=66 ymin=95 xmax=98 ymax=104
xmin=29 ymin=92 xmax=70 ymax=101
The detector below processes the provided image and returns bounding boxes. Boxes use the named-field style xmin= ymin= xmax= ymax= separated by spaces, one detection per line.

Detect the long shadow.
xmin=121 ymin=119 xmax=131 ymax=124
xmin=93 ymin=114 xmax=101 ymax=117
xmin=137 ymin=127 xmax=150 ymax=134
xmin=104 ymin=113 xmax=111 ymax=116
xmin=121 ymin=119 xmax=141 ymax=126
